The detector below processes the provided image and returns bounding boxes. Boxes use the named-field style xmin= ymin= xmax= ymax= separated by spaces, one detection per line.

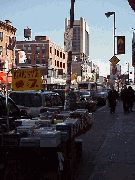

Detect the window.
xmin=63 ymin=63 xmax=65 ymax=69
xmin=0 ymin=46 xmax=3 ymax=56
xmin=42 ymin=46 xmax=45 ymax=53
xmin=28 ymin=57 xmax=31 ymax=64
xmin=55 ymin=49 xmax=56 ymax=55
xmin=57 ymin=61 xmax=59 ymax=67
xmin=63 ymin=53 xmax=65 ymax=59
xmin=42 ymin=57 xmax=46 ymax=64
xmin=50 ymin=47 xmax=52 ymax=53
xmin=22 ymin=46 xmax=26 ymax=52
xmin=60 ymin=62 xmax=62 ymax=68
xmin=57 ymin=50 xmax=59 ymax=57
xmin=0 ymin=32 xmax=3 ymax=41
xmin=60 ymin=52 xmax=62 ymax=58
xmin=55 ymin=60 xmax=56 ymax=66
xmin=28 ymin=46 xmax=31 ymax=53
xmin=36 ymin=46 xmax=40 ymax=54
xmin=36 ymin=57 xmax=40 ymax=64
xmin=15 ymin=58 xmax=17 ymax=65
xmin=6 ymin=43 xmax=7 ymax=55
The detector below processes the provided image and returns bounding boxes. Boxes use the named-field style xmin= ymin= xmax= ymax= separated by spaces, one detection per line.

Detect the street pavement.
xmin=74 ymin=100 xmax=135 ymax=180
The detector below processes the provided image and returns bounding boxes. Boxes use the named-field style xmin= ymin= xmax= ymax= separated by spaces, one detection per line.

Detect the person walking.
xmin=108 ymin=86 xmax=118 ymax=114
xmin=127 ymin=86 xmax=134 ymax=112
xmin=121 ymin=85 xmax=129 ymax=113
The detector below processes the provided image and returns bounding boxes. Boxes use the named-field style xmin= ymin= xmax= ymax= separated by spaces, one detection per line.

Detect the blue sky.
xmin=1 ymin=0 xmax=135 ymax=78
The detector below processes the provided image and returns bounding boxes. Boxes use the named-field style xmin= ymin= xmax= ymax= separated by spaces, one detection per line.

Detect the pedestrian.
xmin=108 ymin=86 xmax=118 ymax=114
xmin=121 ymin=85 xmax=129 ymax=113
xmin=127 ymin=86 xmax=134 ymax=112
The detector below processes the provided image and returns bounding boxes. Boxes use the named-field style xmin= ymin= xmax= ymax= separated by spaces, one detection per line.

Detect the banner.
xmin=117 ymin=36 xmax=125 ymax=54
xmin=132 ymin=32 xmax=135 ymax=67
xmin=19 ymin=51 xmax=26 ymax=63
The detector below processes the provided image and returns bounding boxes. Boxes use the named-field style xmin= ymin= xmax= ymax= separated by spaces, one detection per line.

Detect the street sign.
xmin=12 ymin=68 xmax=42 ymax=91
xmin=110 ymin=56 xmax=120 ymax=66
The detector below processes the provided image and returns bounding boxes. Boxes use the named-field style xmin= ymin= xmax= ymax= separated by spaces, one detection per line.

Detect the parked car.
xmin=79 ymin=91 xmax=91 ymax=99
xmin=101 ymin=88 xmax=111 ymax=97
xmin=9 ymin=90 xmax=63 ymax=118
xmin=79 ymin=90 xmax=97 ymax=112
xmin=0 ymin=93 xmax=23 ymax=130
xmin=52 ymin=89 xmax=81 ymax=110
xmin=91 ymin=92 xmax=107 ymax=106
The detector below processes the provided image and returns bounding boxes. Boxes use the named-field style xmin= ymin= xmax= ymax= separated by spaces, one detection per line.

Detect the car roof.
xmin=9 ymin=90 xmax=54 ymax=94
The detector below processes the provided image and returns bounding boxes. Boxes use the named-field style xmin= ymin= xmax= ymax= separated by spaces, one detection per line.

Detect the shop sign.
xmin=12 ymin=68 xmax=42 ymax=91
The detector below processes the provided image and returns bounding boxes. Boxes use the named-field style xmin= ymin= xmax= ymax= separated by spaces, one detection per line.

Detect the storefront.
xmin=0 ymin=72 xmax=12 ymax=94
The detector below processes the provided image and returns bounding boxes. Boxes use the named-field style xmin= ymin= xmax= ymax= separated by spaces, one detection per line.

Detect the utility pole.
xmin=65 ymin=0 xmax=75 ymax=110
xmin=125 ymin=62 xmax=130 ymax=84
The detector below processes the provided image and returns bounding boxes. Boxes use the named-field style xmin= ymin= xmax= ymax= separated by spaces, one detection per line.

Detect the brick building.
xmin=15 ymin=36 xmax=68 ymax=82
xmin=0 ymin=20 xmax=16 ymax=85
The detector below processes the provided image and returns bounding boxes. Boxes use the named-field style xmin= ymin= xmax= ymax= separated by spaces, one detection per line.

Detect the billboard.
xmin=12 ymin=68 xmax=42 ymax=91
xmin=19 ymin=51 xmax=26 ymax=63
xmin=117 ymin=36 xmax=125 ymax=54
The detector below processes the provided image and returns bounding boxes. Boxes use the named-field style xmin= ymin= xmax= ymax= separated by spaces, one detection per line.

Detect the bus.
xmin=76 ymin=81 xmax=105 ymax=93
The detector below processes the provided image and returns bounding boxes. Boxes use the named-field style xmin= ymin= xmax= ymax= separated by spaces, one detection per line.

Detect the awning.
xmin=1 ymin=76 xmax=12 ymax=83
xmin=0 ymin=72 xmax=12 ymax=83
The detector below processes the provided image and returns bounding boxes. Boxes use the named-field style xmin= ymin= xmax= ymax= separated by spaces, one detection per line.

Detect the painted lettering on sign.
xmin=12 ymin=68 xmax=42 ymax=91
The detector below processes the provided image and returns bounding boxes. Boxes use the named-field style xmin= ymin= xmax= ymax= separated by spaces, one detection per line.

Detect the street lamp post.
xmin=105 ymin=12 xmax=116 ymax=56
xmin=105 ymin=12 xmax=116 ymax=84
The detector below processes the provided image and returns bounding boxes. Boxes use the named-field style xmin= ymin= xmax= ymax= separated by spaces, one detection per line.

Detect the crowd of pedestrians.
xmin=121 ymin=85 xmax=134 ymax=113
xmin=108 ymin=85 xmax=134 ymax=114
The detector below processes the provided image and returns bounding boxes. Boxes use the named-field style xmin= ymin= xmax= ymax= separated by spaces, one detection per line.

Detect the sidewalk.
xmin=89 ymin=101 xmax=135 ymax=180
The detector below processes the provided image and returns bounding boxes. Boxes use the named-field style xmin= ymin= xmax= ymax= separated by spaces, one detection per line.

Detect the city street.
xmin=73 ymin=99 xmax=135 ymax=180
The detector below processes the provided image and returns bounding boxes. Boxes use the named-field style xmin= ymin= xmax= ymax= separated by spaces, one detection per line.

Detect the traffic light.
xmin=118 ymin=74 xmax=121 ymax=79
xmin=107 ymin=75 xmax=110 ymax=79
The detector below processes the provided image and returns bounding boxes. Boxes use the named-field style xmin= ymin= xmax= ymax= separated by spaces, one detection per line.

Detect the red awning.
xmin=1 ymin=76 xmax=12 ymax=83
xmin=0 ymin=72 xmax=12 ymax=83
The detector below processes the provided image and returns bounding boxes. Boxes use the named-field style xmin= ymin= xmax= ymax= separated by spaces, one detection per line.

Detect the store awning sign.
xmin=11 ymin=68 xmax=42 ymax=91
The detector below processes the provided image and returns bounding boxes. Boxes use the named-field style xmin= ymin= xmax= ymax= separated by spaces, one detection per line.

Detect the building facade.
xmin=0 ymin=20 xmax=16 ymax=90
xmin=16 ymin=36 xmax=68 ymax=84
xmin=65 ymin=17 xmax=89 ymax=61
xmin=65 ymin=17 xmax=90 ymax=81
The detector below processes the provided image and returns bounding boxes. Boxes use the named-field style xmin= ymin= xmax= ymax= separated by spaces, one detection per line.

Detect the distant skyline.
xmin=0 ymin=0 xmax=135 ymax=79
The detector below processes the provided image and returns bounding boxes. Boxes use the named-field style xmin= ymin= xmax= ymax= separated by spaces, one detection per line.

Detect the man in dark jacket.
xmin=128 ymin=86 xmax=134 ymax=112
xmin=121 ymin=85 xmax=129 ymax=113
xmin=108 ymin=86 xmax=118 ymax=114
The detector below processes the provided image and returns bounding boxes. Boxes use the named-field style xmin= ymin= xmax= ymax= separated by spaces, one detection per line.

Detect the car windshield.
xmin=102 ymin=89 xmax=107 ymax=92
xmin=10 ymin=93 xmax=42 ymax=107
xmin=80 ymin=91 xmax=90 ymax=95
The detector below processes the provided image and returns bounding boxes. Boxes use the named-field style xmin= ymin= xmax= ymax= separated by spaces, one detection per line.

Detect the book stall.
xmin=0 ymin=108 xmax=93 ymax=180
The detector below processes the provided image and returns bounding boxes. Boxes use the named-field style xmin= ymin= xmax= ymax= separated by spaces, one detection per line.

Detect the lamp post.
xmin=105 ymin=12 xmax=116 ymax=84
xmin=105 ymin=12 xmax=116 ymax=56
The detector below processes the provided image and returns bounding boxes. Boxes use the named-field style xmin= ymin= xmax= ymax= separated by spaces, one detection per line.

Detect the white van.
xmin=9 ymin=90 xmax=63 ymax=118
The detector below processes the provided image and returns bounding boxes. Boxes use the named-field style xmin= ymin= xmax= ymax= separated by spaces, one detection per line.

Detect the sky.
xmin=1 ymin=0 xmax=135 ymax=79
